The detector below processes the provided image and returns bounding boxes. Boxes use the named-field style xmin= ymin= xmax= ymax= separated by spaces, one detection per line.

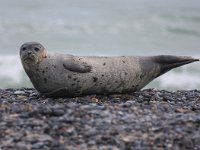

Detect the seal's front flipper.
xmin=62 ymin=57 xmax=92 ymax=73
xmin=153 ymin=55 xmax=199 ymax=76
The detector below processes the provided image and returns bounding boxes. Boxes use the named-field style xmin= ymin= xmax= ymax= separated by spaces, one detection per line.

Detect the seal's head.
xmin=20 ymin=42 xmax=47 ymax=65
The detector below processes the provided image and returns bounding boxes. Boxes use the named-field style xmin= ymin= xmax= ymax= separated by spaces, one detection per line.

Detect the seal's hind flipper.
xmin=153 ymin=55 xmax=199 ymax=76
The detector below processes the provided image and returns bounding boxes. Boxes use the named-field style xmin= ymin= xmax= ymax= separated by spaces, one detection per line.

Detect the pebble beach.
xmin=0 ymin=88 xmax=200 ymax=149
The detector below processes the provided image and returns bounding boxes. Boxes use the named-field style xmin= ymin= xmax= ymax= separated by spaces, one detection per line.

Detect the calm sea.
xmin=0 ymin=0 xmax=199 ymax=90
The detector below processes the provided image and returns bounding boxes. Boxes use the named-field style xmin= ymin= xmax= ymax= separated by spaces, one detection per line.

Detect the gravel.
xmin=0 ymin=88 xmax=200 ymax=150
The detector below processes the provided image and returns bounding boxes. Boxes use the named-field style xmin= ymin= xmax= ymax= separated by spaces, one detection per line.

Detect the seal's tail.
xmin=153 ymin=55 xmax=199 ymax=76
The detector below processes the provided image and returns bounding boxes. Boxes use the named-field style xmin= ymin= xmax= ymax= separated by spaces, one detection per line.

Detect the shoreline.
xmin=0 ymin=88 xmax=200 ymax=149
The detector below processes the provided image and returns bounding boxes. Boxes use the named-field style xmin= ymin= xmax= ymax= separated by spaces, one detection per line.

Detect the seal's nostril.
xmin=28 ymin=51 xmax=32 ymax=55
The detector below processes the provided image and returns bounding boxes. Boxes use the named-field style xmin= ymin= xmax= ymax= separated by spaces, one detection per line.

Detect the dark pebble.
xmin=52 ymin=108 xmax=65 ymax=116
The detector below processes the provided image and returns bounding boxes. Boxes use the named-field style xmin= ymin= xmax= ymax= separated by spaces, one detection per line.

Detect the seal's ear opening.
xmin=20 ymin=44 xmax=26 ymax=57
xmin=153 ymin=55 xmax=199 ymax=77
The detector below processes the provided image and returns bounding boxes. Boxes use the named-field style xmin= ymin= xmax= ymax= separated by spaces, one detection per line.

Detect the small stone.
xmin=154 ymin=93 xmax=162 ymax=101
xmin=14 ymin=91 xmax=26 ymax=95
xmin=182 ymin=96 xmax=187 ymax=100
xmin=120 ymin=134 xmax=135 ymax=142
xmin=16 ymin=141 xmax=31 ymax=150
xmin=17 ymin=95 xmax=27 ymax=100
xmin=38 ymin=134 xmax=53 ymax=142
xmin=29 ymin=92 xmax=38 ymax=97
xmin=175 ymin=108 xmax=190 ymax=113
xmin=88 ymin=140 xmax=96 ymax=145
xmin=139 ymin=95 xmax=143 ymax=99
xmin=25 ymin=134 xmax=52 ymax=143
xmin=32 ymin=142 xmax=44 ymax=149
xmin=163 ymin=95 xmax=174 ymax=101
xmin=52 ymin=108 xmax=65 ymax=116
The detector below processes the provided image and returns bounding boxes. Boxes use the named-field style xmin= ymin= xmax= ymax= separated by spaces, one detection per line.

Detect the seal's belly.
xmin=32 ymin=56 xmax=149 ymax=96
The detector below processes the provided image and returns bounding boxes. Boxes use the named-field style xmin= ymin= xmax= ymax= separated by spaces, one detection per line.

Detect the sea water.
xmin=0 ymin=0 xmax=199 ymax=90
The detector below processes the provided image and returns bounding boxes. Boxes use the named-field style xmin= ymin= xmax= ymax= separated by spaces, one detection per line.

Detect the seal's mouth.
xmin=22 ymin=55 xmax=37 ymax=63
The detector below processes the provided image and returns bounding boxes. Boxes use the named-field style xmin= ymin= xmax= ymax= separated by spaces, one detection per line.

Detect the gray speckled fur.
xmin=20 ymin=42 xmax=199 ymax=97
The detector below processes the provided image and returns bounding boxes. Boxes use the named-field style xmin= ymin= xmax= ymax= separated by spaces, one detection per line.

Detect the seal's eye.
xmin=22 ymin=47 xmax=26 ymax=51
xmin=34 ymin=47 xmax=40 ymax=51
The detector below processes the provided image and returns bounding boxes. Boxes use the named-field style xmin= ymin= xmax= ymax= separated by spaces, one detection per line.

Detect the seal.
xmin=20 ymin=42 xmax=199 ymax=98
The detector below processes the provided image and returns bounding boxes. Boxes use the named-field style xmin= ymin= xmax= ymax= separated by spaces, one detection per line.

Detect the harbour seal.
xmin=20 ymin=42 xmax=199 ymax=98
